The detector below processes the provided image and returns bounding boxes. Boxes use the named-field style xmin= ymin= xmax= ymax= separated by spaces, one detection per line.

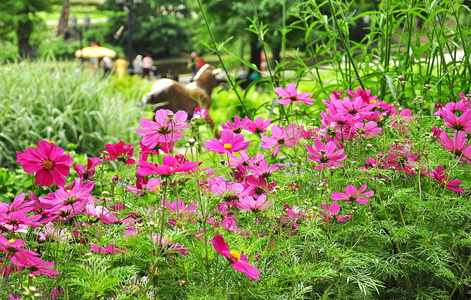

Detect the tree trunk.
xmin=271 ymin=45 xmax=281 ymax=67
xmin=17 ymin=6 xmax=33 ymax=59
xmin=249 ymin=39 xmax=261 ymax=72
xmin=57 ymin=0 xmax=71 ymax=36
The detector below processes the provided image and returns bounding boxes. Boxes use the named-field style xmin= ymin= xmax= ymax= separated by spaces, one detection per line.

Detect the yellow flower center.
xmin=369 ymin=99 xmax=377 ymax=104
xmin=42 ymin=160 xmax=54 ymax=170
xmin=165 ymin=237 xmax=170 ymax=242
xmin=9 ymin=239 xmax=16 ymax=243
xmin=170 ymin=167 xmax=174 ymax=171
xmin=230 ymin=249 xmax=241 ymax=261
xmin=223 ymin=143 xmax=232 ymax=150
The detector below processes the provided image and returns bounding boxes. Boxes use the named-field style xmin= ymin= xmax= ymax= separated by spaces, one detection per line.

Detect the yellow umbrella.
xmin=74 ymin=46 xmax=116 ymax=58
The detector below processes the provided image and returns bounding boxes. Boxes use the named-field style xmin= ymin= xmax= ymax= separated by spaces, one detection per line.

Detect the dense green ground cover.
xmin=2 ymin=0 xmax=471 ymax=299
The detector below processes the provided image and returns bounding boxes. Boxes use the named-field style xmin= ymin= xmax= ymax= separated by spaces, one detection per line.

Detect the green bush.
xmin=0 ymin=56 xmax=149 ymax=169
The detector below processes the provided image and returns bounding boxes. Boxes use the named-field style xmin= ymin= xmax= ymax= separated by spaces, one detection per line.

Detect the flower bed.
xmin=2 ymin=85 xmax=471 ymax=299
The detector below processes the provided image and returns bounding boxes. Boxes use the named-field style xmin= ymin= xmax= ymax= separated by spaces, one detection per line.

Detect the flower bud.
xmin=188 ymin=138 xmax=196 ymax=145
xmin=167 ymin=113 xmax=175 ymax=119
xmin=101 ymin=191 xmax=110 ymax=197
xmin=353 ymin=206 xmax=358 ymax=210
xmin=366 ymin=143 xmax=373 ymax=148
xmin=425 ymin=83 xmax=432 ymax=89
xmin=398 ymin=75 xmax=405 ymax=82
xmin=84 ymin=252 xmax=93 ymax=259
xmin=111 ymin=175 xmax=119 ymax=183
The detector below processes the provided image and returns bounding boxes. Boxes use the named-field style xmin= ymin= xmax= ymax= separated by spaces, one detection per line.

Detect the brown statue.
xmin=143 ymin=64 xmax=221 ymax=131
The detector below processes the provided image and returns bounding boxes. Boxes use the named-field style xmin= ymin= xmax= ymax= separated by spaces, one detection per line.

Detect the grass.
xmin=0 ymin=56 xmax=150 ymax=169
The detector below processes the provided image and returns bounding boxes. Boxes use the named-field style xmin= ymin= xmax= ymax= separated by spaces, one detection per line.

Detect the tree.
xmin=99 ymin=0 xmax=193 ymax=59
xmin=0 ymin=0 xmax=53 ymax=58
xmin=196 ymin=0 xmax=304 ymax=72
xmin=57 ymin=0 xmax=70 ymax=36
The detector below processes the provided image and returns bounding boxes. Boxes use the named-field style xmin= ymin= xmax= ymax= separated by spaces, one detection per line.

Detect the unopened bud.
xmin=366 ymin=143 xmax=373 ymax=148
xmin=293 ymin=107 xmax=300 ymax=111
xmin=111 ymin=175 xmax=119 ymax=183
xmin=367 ymin=212 xmax=372 ymax=216
xmin=353 ymin=206 xmax=358 ymax=210
xmin=101 ymin=191 xmax=110 ymax=197
xmin=220 ymin=160 xmax=225 ymax=165
xmin=398 ymin=75 xmax=405 ymax=82
xmin=29 ymin=286 xmax=38 ymax=293
xmin=425 ymin=83 xmax=431 ymax=89
xmin=394 ymin=139 xmax=400 ymax=144
xmin=188 ymin=138 xmax=196 ymax=145
xmin=312 ymin=206 xmax=318 ymax=211
xmin=167 ymin=113 xmax=175 ymax=119
xmin=84 ymin=252 xmax=93 ymax=259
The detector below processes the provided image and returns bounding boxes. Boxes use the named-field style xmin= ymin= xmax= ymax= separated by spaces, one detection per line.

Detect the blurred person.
xmin=102 ymin=56 xmax=112 ymax=76
xmin=115 ymin=56 xmax=127 ymax=78
xmin=133 ymin=55 xmax=143 ymax=77
xmin=143 ymin=54 xmax=153 ymax=79
xmin=188 ymin=51 xmax=198 ymax=79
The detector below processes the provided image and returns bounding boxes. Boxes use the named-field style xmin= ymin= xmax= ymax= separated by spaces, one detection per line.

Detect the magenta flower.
xmin=127 ymin=176 xmax=161 ymax=195
xmin=11 ymin=256 xmax=61 ymax=278
xmin=320 ymin=202 xmax=352 ymax=222
xmin=305 ymin=138 xmax=348 ymax=170
xmin=137 ymin=155 xmax=196 ymax=177
xmin=426 ymin=166 xmax=463 ymax=193
xmin=260 ymin=124 xmax=302 ymax=156
xmin=101 ymin=141 xmax=135 ymax=165
xmin=136 ymin=109 xmax=189 ymax=149
xmin=211 ymin=234 xmax=260 ymax=280
xmin=441 ymin=110 xmax=471 ymax=132
xmin=16 ymin=140 xmax=73 ymax=187
xmin=73 ymin=157 xmax=102 ymax=180
xmin=204 ymin=129 xmax=250 ymax=154
xmin=236 ymin=194 xmax=271 ymax=212
xmin=437 ymin=131 xmax=471 ymax=163
xmin=330 ymin=184 xmax=374 ymax=204
xmin=0 ymin=193 xmax=33 ymax=215
xmin=39 ymin=178 xmax=94 ymax=217
xmin=193 ymin=107 xmax=209 ymax=120
xmin=274 ymin=83 xmax=315 ymax=106
xmin=0 ymin=211 xmax=42 ymax=229
xmin=249 ymin=160 xmax=284 ymax=180
xmin=246 ymin=117 xmax=271 ymax=134
xmin=84 ymin=203 xmax=118 ymax=224
xmin=222 ymin=115 xmax=251 ymax=133
xmin=152 ymin=234 xmax=189 ymax=255
xmin=346 ymin=87 xmax=378 ymax=104
xmin=351 ymin=121 xmax=382 ymax=140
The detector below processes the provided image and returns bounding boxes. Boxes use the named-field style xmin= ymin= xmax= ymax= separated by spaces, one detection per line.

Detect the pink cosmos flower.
xmin=0 ymin=193 xmax=33 ymax=215
xmin=441 ymin=110 xmax=471 ymax=132
xmin=261 ymin=124 xmax=300 ymax=156
xmin=211 ymin=234 xmax=260 ymax=280
xmin=84 ymin=203 xmax=118 ymax=224
xmin=204 ymin=129 xmax=250 ymax=154
xmin=193 ymin=107 xmax=209 ymax=120
xmin=9 ymin=294 xmax=21 ymax=300
xmin=0 ymin=234 xmax=40 ymax=262
xmin=139 ymin=140 xmax=171 ymax=162
xmin=16 ymin=140 xmax=73 ymax=187
xmin=91 ymin=244 xmax=126 ymax=254
xmin=0 ymin=211 xmax=42 ymax=230
xmin=246 ymin=117 xmax=271 ymax=134
xmin=305 ymin=138 xmax=348 ymax=170
xmin=351 ymin=121 xmax=382 ymax=140
xmin=346 ymin=87 xmax=378 ymax=104
xmin=249 ymin=160 xmax=284 ymax=180
xmin=73 ymin=157 xmax=102 ymax=180
xmin=274 ymin=83 xmax=315 ymax=106
xmin=236 ymin=194 xmax=271 ymax=212
xmin=359 ymin=157 xmax=378 ymax=170
xmin=137 ymin=155 xmax=196 ymax=177
xmin=426 ymin=166 xmax=463 ymax=193
xmin=437 ymin=131 xmax=471 ymax=163
xmin=320 ymin=202 xmax=352 ymax=222
xmin=10 ymin=256 xmax=61 ymax=278
xmin=136 ymin=109 xmax=189 ymax=149
xmin=152 ymin=234 xmax=189 ymax=255
xmin=127 ymin=175 xmax=161 ymax=195
xmin=39 ymin=178 xmax=94 ymax=217
xmin=222 ymin=116 xmax=251 ymax=133
xmin=101 ymin=141 xmax=135 ymax=165
xmin=330 ymin=184 xmax=374 ymax=204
